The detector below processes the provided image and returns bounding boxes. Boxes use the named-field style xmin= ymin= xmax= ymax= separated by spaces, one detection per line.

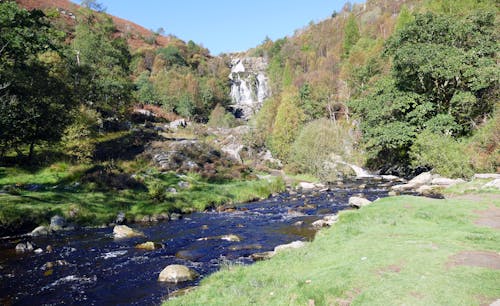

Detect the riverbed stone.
xmin=113 ymin=225 xmax=145 ymax=239
xmin=274 ymin=240 xmax=307 ymax=253
xmin=15 ymin=242 xmax=34 ymax=253
xmin=31 ymin=225 xmax=50 ymax=236
xmin=349 ymin=196 xmax=372 ymax=208
xmin=229 ymin=244 xmax=262 ymax=251
xmin=220 ymin=234 xmax=241 ymax=242
xmin=430 ymin=177 xmax=465 ymax=186
xmin=250 ymin=251 xmax=275 ymax=261
xmin=474 ymin=173 xmax=500 ymax=180
xmin=115 ymin=212 xmax=126 ymax=225
xmin=483 ymin=179 xmax=500 ymax=189
xmin=135 ymin=241 xmax=163 ymax=251
xmin=408 ymin=172 xmax=434 ymax=186
xmin=298 ymin=182 xmax=316 ymax=190
xmin=170 ymin=213 xmax=182 ymax=220
xmin=158 ymin=265 xmax=198 ymax=283
xmin=49 ymin=215 xmax=66 ymax=231
xmin=312 ymin=214 xmax=339 ymax=228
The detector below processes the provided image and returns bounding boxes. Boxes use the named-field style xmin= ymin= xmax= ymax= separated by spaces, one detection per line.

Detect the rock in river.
xmin=113 ymin=225 xmax=145 ymax=239
xmin=135 ymin=241 xmax=163 ymax=251
xmin=158 ymin=265 xmax=198 ymax=283
xmin=15 ymin=242 xmax=34 ymax=253
xmin=348 ymin=196 xmax=372 ymax=208
xmin=50 ymin=215 xmax=66 ymax=231
xmin=31 ymin=225 xmax=50 ymax=237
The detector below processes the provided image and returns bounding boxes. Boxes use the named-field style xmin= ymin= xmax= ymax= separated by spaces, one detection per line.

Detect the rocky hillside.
xmin=15 ymin=0 xmax=170 ymax=49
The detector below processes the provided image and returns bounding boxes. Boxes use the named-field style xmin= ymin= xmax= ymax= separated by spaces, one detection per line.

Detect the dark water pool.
xmin=0 ymin=179 xmax=396 ymax=305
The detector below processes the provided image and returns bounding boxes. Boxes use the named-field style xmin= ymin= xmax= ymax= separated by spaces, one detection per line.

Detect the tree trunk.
xmin=28 ymin=142 xmax=35 ymax=160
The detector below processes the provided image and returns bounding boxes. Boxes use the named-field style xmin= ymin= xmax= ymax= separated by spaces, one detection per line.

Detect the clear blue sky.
xmin=75 ymin=0 xmax=361 ymax=55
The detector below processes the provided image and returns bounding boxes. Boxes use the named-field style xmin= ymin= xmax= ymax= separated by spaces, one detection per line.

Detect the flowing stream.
xmin=0 ymin=178 xmax=399 ymax=305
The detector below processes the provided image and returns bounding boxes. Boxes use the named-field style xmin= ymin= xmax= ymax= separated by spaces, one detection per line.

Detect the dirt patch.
xmin=474 ymin=206 xmax=500 ymax=230
xmin=410 ymin=291 xmax=425 ymax=300
xmin=377 ymin=264 xmax=403 ymax=276
xmin=447 ymin=251 xmax=500 ymax=270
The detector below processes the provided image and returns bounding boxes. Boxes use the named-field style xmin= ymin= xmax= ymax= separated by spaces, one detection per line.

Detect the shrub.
xmin=269 ymin=87 xmax=305 ymax=161
xmin=290 ymin=118 xmax=364 ymax=181
xmin=410 ymin=131 xmax=474 ymax=178
xmin=62 ymin=106 xmax=101 ymax=163
xmin=207 ymin=104 xmax=237 ymax=128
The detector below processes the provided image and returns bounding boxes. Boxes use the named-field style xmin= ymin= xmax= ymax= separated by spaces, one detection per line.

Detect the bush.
xmin=62 ymin=106 xmax=101 ymax=163
xmin=466 ymin=109 xmax=500 ymax=172
xmin=410 ymin=131 xmax=474 ymax=178
xmin=290 ymin=118 xmax=364 ymax=181
xmin=207 ymin=104 xmax=237 ymax=128
xmin=147 ymin=180 xmax=167 ymax=202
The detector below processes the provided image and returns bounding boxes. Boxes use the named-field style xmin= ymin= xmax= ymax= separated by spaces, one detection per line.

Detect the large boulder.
xmin=158 ymin=265 xmax=198 ymax=283
xmin=430 ymin=177 xmax=465 ymax=187
xmin=31 ymin=225 xmax=50 ymax=237
xmin=483 ymin=179 xmax=500 ymax=189
xmin=49 ymin=215 xmax=66 ymax=231
xmin=113 ymin=225 xmax=145 ymax=239
xmin=474 ymin=174 xmax=500 ymax=180
xmin=274 ymin=241 xmax=307 ymax=253
xmin=408 ymin=172 xmax=433 ymax=186
xmin=349 ymin=196 xmax=372 ymax=208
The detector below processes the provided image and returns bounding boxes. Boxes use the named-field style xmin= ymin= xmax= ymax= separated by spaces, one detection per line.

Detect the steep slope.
xmin=15 ymin=0 xmax=170 ymax=50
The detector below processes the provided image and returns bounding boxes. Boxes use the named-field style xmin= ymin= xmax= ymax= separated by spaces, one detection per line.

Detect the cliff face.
xmin=15 ymin=0 xmax=170 ymax=50
xmin=229 ymin=57 xmax=271 ymax=120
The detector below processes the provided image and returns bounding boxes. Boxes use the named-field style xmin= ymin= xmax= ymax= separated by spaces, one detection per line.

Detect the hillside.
xmin=15 ymin=0 xmax=170 ymax=49
xmin=247 ymin=0 xmax=499 ymax=178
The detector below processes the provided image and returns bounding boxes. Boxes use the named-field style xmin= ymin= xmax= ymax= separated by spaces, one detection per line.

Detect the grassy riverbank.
xmin=0 ymin=162 xmax=285 ymax=234
xmin=167 ymin=194 xmax=500 ymax=306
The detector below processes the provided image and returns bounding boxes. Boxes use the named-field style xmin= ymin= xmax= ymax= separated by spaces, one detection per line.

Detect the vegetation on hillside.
xmin=248 ymin=0 xmax=499 ymax=178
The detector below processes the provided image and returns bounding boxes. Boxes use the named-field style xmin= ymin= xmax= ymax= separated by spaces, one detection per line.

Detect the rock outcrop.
xmin=229 ymin=57 xmax=270 ymax=119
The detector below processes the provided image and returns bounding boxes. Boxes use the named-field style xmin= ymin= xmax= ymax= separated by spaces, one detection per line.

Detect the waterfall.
xmin=229 ymin=57 xmax=271 ymax=119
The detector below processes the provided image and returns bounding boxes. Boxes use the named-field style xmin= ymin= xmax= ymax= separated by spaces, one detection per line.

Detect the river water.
xmin=0 ymin=179 xmax=397 ymax=305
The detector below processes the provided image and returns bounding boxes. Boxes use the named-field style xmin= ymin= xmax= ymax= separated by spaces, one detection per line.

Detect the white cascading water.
xmin=229 ymin=57 xmax=270 ymax=119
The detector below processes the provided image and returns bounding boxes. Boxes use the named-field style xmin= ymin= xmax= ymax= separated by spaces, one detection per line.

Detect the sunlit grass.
xmin=167 ymin=195 xmax=500 ymax=306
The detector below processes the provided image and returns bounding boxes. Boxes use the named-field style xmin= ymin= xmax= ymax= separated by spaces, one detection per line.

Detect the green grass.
xmin=0 ymin=164 xmax=285 ymax=233
xmin=444 ymin=178 xmax=500 ymax=195
xmin=167 ymin=195 xmax=500 ymax=306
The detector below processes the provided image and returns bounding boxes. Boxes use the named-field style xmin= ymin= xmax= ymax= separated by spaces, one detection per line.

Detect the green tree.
xmin=0 ymin=2 xmax=74 ymax=158
xmin=72 ymin=9 xmax=132 ymax=117
xmin=394 ymin=5 xmax=414 ymax=32
xmin=386 ymin=11 xmax=498 ymax=134
xmin=269 ymin=87 xmax=305 ymax=161
xmin=157 ymin=45 xmax=187 ymax=67
xmin=134 ymin=71 xmax=158 ymax=104
xmin=342 ymin=13 xmax=360 ymax=58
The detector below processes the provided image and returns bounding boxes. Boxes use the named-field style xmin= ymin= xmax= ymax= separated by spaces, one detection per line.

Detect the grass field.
xmin=167 ymin=194 xmax=500 ymax=306
xmin=0 ymin=163 xmax=285 ymax=234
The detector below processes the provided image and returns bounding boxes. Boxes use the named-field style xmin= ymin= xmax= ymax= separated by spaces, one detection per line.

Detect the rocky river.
xmin=0 ymin=178 xmax=400 ymax=305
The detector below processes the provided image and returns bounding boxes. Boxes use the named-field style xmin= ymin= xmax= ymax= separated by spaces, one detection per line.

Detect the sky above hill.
xmin=75 ymin=0 xmax=361 ymax=55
